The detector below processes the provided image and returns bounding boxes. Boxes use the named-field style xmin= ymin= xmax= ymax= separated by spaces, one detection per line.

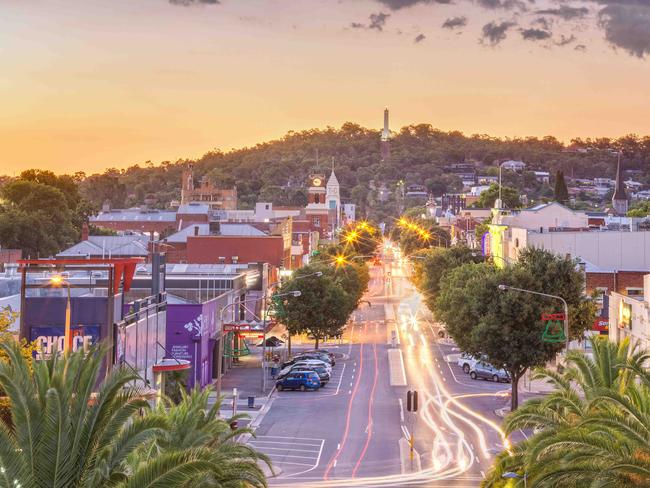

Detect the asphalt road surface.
xmin=255 ymin=243 xmax=519 ymax=488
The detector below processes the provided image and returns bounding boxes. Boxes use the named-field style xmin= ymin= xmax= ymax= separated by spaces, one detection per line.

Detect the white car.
xmin=279 ymin=360 xmax=331 ymax=377
xmin=457 ymin=353 xmax=481 ymax=374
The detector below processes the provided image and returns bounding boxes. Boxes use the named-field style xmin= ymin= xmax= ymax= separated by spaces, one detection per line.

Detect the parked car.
xmin=276 ymin=371 xmax=321 ymax=391
xmin=279 ymin=360 xmax=331 ymax=377
xmin=282 ymin=357 xmax=332 ymax=371
xmin=304 ymin=349 xmax=336 ymax=362
xmin=469 ymin=362 xmax=510 ymax=383
xmin=278 ymin=365 xmax=330 ymax=386
xmin=457 ymin=353 xmax=479 ymax=374
xmin=295 ymin=353 xmax=334 ymax=366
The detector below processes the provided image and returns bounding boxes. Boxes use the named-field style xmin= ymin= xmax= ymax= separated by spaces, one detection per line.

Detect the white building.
xmin=533 ymin=171 xmax=550 ymax=184
xmin=609 ymin=274 xmax=650 ymax=349
xmin=501 ymin=160 xmax=526 ymax=171
xmin=489 ymin=202 xmax=650 ymax=270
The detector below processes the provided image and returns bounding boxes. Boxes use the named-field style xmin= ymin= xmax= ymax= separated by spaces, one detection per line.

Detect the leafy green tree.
xmin=411 ymin=246 xmax=483 ymax=311
xmin=553 ymin=170 xmax=569 ymax=204
xmin=483 ymin=338 xmax=650 ymax=487
xmin=0 ymin=179 xmax=78 ymax=257
xmin=435 ymin=248 xmax=595 ymax=410
xmin=474 ymin=184 xmax=522 ymax=209
xmin=628 ymin=200 xmax=650 ymax=217
xmin=0 ymin=342 xmax=267 ymax=488
xmin=279 ymin=267 xmax=352 ymax=350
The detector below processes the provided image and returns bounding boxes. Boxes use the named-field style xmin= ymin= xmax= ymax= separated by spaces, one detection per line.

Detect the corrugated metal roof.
xmin=165 ymin=223 xmax=267 ymax=243
xmin=177 ymin=203 xmax=210 ymax=214
xmin=90 ymin=209 xmax=176 ymax=222
xmin=57 ymin=235 xmax=149 ymax=257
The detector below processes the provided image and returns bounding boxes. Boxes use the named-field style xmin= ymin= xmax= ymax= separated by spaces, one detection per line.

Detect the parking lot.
xmin=248 ymin=435 xmax=325 ymax=478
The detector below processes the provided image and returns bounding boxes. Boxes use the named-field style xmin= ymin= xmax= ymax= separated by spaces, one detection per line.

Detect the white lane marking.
xmin=333 ymin=459 xmax=337 ymax=468
xmin=334 ymin=363 xmax=346 ymax=395
xmin=280 ymin=439 xmax=325 ymax=479
xmin=337 ymin=443 xmax=341 ymax=450
xmin=271 ymin=460 xmax=314 ymax=467
xmin=348 ymin=389 xmax=352 ymax=394
xmin=398 ymin=398 xmax=405 ymax=423
xmin=250 ymin=446 xmax=321 ymax=453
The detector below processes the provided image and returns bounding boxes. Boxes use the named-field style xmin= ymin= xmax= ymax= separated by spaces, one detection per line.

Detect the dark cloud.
xmin=442 ymin=16 xmax=468 ymax=29
xmin=169 ymin=0 xmax=219 ymax=5
xmin=533 ymin=16 xmax=552 ymax=31
xmin=575 ymin=44 xmax=587 ymax=52
xmin=414 ymin=33 xmax=427 ymax=43
xmin=477 ymin=0 xmax=527 ymax=11
xmin=521 ymin=27 xmax=552 ymax=40
xmin=556 ymin=34 xmax=577 ymax=46
xmin=369 ymin=12 xmax=390 ymax=30
xmin=598 ymin=3 xmax=650 ymax=58
xmin=375 ymin=0 xmax=450 ymax=9
xmin=481 ymin=21 xmax=516 ymax=45
xmin=350 ymin=12 xmax=390 ymax=31
xmin=536 ymin=5 xmax=589 ymax=20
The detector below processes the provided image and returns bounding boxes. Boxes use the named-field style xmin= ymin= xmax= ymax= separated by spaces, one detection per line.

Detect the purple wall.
xmin=166 ymin=295 xmax=226 ymax=389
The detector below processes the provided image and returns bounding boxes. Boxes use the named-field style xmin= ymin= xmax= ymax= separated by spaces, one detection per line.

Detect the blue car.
xmin=276 ymin=371 xmax=321 ymax=391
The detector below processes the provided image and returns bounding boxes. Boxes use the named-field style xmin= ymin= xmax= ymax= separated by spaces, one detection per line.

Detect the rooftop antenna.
xmin=315 ymin=148 xmax=319 ymax=170
xmin=331 ymin=157 xmax=335 ymax=173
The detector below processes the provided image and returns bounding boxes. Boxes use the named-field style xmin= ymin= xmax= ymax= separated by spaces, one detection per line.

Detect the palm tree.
xmin=0 ymin=342 xmax=269 ymax=488
xmin=483 ymin=337 xmax=650 ymax=487
xmin=130 ymin=388 xmax=271 ymax=488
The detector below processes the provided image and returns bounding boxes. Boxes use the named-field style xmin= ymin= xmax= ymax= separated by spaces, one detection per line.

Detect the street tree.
xmin=553 ymin=169 xmax=569 ymax=204
xmin=279 ymin=267 xmax=352 ymax=350
xmin=411 ymin=246 xmax=484 ymax=311
xmin=338 ymin=221 xmax=380 ymax=257
xmin=435 ymin=251 xmax=595 ymax=410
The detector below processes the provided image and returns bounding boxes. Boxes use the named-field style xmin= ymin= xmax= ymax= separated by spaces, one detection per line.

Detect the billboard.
xmin=31 ymin=325 xmax=101 ymax=359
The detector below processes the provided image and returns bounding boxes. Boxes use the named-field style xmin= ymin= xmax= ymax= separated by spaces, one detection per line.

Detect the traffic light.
xmin=406 ymin=390 xmax=418 ymax=412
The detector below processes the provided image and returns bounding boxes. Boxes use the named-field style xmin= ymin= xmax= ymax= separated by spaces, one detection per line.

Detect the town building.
xmin=181 ymin=164 xmax=237 ymax=210
xmin=608 ymin=273 xmax=650 ymax=349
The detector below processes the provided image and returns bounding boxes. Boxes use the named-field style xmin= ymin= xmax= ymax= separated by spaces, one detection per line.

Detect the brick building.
xmin=181 ymin=164 xmax=237 ymax=211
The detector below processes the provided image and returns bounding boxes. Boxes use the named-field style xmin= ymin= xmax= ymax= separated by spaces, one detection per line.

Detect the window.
xmin=626 ymin=288 xmax=643 ymax=297
xmin=313 ymin=218 xmax=321 ymax=228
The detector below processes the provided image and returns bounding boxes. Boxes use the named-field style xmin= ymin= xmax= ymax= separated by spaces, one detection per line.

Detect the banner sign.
xmin=31 ymin=325 xmax=101 ymax=359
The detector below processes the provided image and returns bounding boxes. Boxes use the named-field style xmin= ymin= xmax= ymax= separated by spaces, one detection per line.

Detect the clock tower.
xmin=307 ymin=173 xmax=327 ymax=207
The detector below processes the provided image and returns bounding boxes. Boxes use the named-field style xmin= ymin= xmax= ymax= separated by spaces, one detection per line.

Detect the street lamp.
xmin=50 ymin=275 xmax=72 ymax=354
xmin=502 ymin=471 xmax=528 ymax=487
xmin=498 ymin=284 xmax=569 ymax=352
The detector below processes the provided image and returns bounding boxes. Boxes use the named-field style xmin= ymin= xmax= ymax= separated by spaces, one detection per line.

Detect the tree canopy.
xmin=474 ymin=184 xmax=522 ymax=209
xmin=434 ymin=248 xmax=596 ymax=410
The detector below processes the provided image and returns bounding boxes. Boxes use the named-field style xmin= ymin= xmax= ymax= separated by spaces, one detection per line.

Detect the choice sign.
xmin=30 ymin=325 xmax=101 ymax=359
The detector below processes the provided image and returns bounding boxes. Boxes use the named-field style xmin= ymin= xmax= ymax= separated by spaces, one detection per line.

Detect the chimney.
xmin=82 ymin=222 xmax=89 ymax=241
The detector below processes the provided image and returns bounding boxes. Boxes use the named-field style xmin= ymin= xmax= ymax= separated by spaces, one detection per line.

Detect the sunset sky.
xmin=2 ymin=0 xmax=650 ymax=174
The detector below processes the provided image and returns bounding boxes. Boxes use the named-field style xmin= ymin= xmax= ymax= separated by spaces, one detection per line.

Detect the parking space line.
xmin=249 ymin=446 xmax=321 ymax=453
xmin=265 ymin=453 xmax=321 ymax=460
xmin=271 ymin=461 xmax=314 ymax=467
xmin=250 ymin=440 xmax=322 ymax=447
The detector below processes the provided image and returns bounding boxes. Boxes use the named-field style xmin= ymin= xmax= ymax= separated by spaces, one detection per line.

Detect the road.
xmin=253 ymin=244 xmax=517 ymax=487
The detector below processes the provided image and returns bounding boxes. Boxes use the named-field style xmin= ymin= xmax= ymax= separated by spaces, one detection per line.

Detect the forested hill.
xmin=75 ymin=123 xmax=650 ymax=216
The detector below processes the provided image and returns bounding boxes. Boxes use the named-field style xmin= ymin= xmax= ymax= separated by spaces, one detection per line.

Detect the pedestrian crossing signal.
xmin=407 ymin=390 xmax=418 ymax=412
